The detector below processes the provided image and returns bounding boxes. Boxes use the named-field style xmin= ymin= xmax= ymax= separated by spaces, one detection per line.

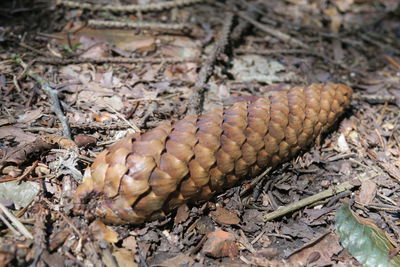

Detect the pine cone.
xmin=74 ymin=83 xmax=352 ymax=224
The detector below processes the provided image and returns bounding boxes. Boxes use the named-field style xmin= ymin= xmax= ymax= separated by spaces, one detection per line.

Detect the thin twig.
xmin=352 ymin=92 xmax=397 ymax=105
xmin=88 ymin=20 xmax=190 ymax=31
xmin=104 ymin=103 xmax=141 ymax=133
xmin=19 ymin=42 xmax=51 ymax=57
xmin=57 ymin=0 xmax=204 ymax=12
xmin=187 ymin=12 xmax=234 ymax=115
xmin=35 ymin=56 xmax=201 ymax=65
xmin=240 ymin=167 xmax=272 ymax=197
xmin=42 ymin=198 xmax=83 ymax=240
xmin=235 ymin=9 xmax=310 ymax=49
xmin=263 ymin=171 xmax=378 ymax=222
xmin=0 ymin=202 xmax=33 ymax=239
xmin=230 ymin=3 xmax=260 ymax=45
xmin=17 ymin=59 xmax=72 ymax=139
xmin=16 ymin=160 xmax=39 ymax=182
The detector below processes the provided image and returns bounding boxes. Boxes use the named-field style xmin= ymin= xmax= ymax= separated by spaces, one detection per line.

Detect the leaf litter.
xmin=0 ymin=0 xmax=399 ymax=266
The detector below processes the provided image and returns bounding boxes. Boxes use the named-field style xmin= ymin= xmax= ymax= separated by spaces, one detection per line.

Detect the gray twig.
xmin=88 ymin=20 xmax=190 ymax=31
xmin=57 ymin=0 xmax=204 ymax=12
xmin=187 ymin=12 xmax=234 ymax=115
xmin=18 ymin=60 xmax=72 ymax=139
xmin=35 ymin=56 xmax=201 ymax=65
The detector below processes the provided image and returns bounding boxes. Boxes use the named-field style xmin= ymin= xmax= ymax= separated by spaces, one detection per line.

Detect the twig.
xmin=16 ymin=160 xmax=39 ymax=182
xmin=240 ymin=167 xmax=272 ymax=197
xmin=35 ymin=56 xmax=201 ymax=65
xmin=235 ymin=10 xmax=310 ymax=49
xmin=0 ymin=202 xmax=33 ymax=239
xmin=352 ymin=92 xmax=397 ymax=105
xmin=88 ymin=19 xmax=190 ymax=31
xmin=19 ymin=42 xmax=51 ymax=57
xmin=230 ymin=3 xmax=260 ymax=45
xmin=0 ymin=212 xmax=20 ymax=236
xmin=187 ymin=12 xmax=234 ymax=115
xmin=43 ymin=198 xmax=83 ymax=240
xmin=17 ymin=59 xmax=72 ymax=139
xmin=138 ymin=101 xmax=158 ymax=128
xmin=263 ymin=171 xmax=378 ymax=222
xmin=57 ymin=0 xmax=204 ymax=12
xmin=104 ymin=102 xmax=140 ymax=133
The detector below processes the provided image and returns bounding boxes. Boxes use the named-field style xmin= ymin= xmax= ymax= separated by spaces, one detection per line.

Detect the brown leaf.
xmin=54 ymin=28 xmax=156 ymax=53
xmin=149 ymin=253 xmax=193 ymax=267
xmin=358 ymin=180 xmax=377 ymax=204
xmin=49 ymin=228 xmax=71 ymax=251
xmin=122 ymin=236 xmax=137 ymax=252
xmin=174 ymin=204 xmax=189 ymax=224
xmin=89 ymin=220 xmax=118 ymax=243
xmin=0 ymin=126 xmax=37 ymax=143
xmin=74 ymin=135 xmax=97 ymax=148
xmin=288 ymin=233 xmax=342 ymax=266
xmin=0 ymin=251 xmax=13 ymax=266
xmin=0 ymin=138 xmax=52 ymax=166
xmin=112 ymin=248 xmax=137 ymax=267
xmin=210 ymin=206 xmax=240 ymax=225
xmin=17 ymin=107 xmax=43 ymax=123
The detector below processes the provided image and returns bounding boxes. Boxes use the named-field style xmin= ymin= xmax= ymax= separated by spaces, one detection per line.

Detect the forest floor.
xmin=0 ymin=0 xmax=399 ymax=266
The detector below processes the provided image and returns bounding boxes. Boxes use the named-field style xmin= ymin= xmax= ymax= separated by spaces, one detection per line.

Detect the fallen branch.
xmin=17 ymin=59 xmax=71 ymax=139
xmin=57 ymin=0 xmax=204 ymax=12
xmin=88 ymin=19 xmax=190 ymax=31
xmin=187 ymin=12 xmax=234 ymax=115
xmin=263 ymin=171 xmax=378 ymax=222
xmin=0 ymin=202 xmax=33 ymax=239
xmin=235 ymin=9 xmax=309 ymax=49
xmin=35 ymin=56 xmax=201 ymax=65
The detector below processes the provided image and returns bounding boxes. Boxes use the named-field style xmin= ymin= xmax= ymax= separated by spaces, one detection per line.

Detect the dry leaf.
xmin=112 ymin=248 xmax=137 ymax=267
xmin=358 ymin=180 xmax=377 ymax=204
xmin=89 ymin=220 xmax=119 ymax=243
xmin=210 ymin=206 xmax=240 ymax=225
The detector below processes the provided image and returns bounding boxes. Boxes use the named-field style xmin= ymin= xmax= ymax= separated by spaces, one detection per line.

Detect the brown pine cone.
xmin=74 ymin=83 xmax=352 ymax=224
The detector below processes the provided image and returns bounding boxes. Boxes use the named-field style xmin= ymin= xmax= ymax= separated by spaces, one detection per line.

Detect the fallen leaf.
xmin=210 ymin=206 xmax=240 ymax=225
xmin=17 ymin=108 xmax=43 ymax=124
xmin=112 ymin=248 xmax=137 ymax=267
xmin=158 ymin=36 xmax=200 ymax=58
xmin=54 ymin=28 xmax=156 ymax=53
xmin=0 ymin=181 xmax=40 ymax=209
xmin=174 ymin=204 xmax=189 ymax=224
xmin=0 ymin=126 xmax=37 ymax=143
xmin=231 ymin=56 xmax=294 ymax=84
xmin=122 ymin=236 xmax=137 ymax=253
xmin=89 ymin=220 xmax=118 ymax=243
xmin=336 ymin=204 xmax=400 ymax=266
xmin=74 ymin=135 xmax=97 ymax=148
xmin=289 ymin=233 xmax=342 ymax=266
xmin=358 ymin=180 xmax=377 ymax=204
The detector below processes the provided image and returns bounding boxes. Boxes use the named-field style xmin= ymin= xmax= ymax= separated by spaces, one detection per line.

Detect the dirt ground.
xmin=0 ymin=0 xmax=399 ymax=266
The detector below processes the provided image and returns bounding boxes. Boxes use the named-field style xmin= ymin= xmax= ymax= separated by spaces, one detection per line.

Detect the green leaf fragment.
xmin=335 ymin=204 xmax=400 ymax=267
